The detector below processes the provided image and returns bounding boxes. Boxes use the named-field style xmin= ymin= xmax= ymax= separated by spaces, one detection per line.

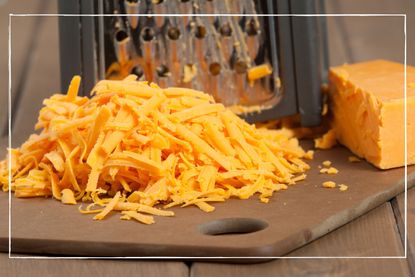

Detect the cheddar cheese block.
xmin=329 ymin=60 xmax=415 ymax=169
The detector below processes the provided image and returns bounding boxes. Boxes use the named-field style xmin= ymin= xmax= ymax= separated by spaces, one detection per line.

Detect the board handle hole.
xmin=198 ymin=218 xmax=268 ymax=236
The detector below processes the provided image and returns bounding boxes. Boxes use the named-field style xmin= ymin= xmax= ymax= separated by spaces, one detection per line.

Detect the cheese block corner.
xmin=329 ymin=59 xmax=415 ymax=169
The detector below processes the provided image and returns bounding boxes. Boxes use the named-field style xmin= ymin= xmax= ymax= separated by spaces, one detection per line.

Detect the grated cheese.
xmin=348 ymin=156 xmax=361 ymax=163
xmin=314 ymin=129 xmax=337 ymax=149
xmin=0 ymin=75 xmax=312 ymax=224
xmin=326 ymin=167 xmax=339 ymax=174
xmin=339 ymin=184 xmax=348 ymax=191
xmin=61 ymin=188 xmax=77 ymax=204
xmin=322 ymin=160 xmax=332 ymax=167
xmin=322 ymin=181 xmax=336 ymax=189
xmin=319 ymin=168 xmax=328 ymax=174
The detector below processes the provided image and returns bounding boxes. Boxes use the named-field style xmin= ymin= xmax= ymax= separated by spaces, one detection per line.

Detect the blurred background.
xmin=0 ymin=0 xmax=414 ymax=145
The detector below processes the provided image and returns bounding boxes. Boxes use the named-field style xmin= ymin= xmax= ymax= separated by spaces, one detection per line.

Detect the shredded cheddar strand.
xmin=0 ymin=76 xmax=312 ymax=224
xmin=66 ymin=76 xmax=81 ymax=102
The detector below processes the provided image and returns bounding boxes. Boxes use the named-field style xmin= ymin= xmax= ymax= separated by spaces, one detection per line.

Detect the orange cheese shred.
xmin=66 ymin=75 xmax=81 ymax=102
xmin=61 ymin=188 xmax=77 ymax=204
xmin=93 ymin=191 xmax=121 ymax=220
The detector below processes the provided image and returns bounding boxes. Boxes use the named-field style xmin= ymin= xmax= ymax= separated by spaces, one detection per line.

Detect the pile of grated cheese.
xmin=0 ymin=75 xmax=312 ymax=224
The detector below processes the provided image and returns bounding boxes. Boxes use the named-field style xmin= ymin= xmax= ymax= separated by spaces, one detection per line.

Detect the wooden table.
xmin=0 ymin=0 xmax=414 ymax=276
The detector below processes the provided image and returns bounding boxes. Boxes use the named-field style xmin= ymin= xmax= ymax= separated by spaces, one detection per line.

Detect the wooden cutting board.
xmin=0 ymin=141 xmax=414 ymax=259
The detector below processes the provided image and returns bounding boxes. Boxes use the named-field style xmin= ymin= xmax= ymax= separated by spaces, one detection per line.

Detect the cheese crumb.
xmin=314 ymin=129 xmax=337 ymax=149
xmin=61 ymin=189 xmax=76 ymax=205
xmin=327 ymin=167 xmax=339 ymax=174
xmin=304 ymin=150 xmax=314 ymax=160
xmin=183 ymin=64 xmax=197 ymax=83
xmin=321 ymin=103 xmax=328 ymax=116
xmin=348 ymin=156 xmax=361 ymax=163
xmin=320 ymin=167 xmax=338 ymax=174
xmin=247 ymin=64 xmax=273 ymax=83
xmin=322 ymin=160 xmax=332 ymax=167
xmin=228 ymin=104 xmax=272 ymax=115
xmin=339 ymin=184 xmax=348 ymax=191
xmin=260 ymin=197 xmax=270 ymax=203
xmin=322 ymin=181 xmax=336 ymax=188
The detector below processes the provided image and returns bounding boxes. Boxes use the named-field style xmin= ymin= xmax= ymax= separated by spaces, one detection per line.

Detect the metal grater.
xmin=58 ymin=0 xmax=327 ymax=126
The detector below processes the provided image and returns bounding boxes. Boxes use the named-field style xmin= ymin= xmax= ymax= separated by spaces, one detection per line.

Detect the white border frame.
xmin=7 ymin=13 xmax=408 ymax=260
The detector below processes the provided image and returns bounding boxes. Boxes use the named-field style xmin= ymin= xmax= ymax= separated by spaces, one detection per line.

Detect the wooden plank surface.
xmin=0 ymin=0 xmax=50 ymax=137
xmin=0 ymin=0 xmax=55 ymax=135
xmin=0 ymin=254 xmax=189 ymax=277
xmin=392 ymin=188 xmax=415 ymax=275
xmin=8 ymin=0 xmax=60 ymax=146
xmin=191 ymin=203 xmax=410 ymax=277
xmin=325 ymin=0 xmax=415 ymax=66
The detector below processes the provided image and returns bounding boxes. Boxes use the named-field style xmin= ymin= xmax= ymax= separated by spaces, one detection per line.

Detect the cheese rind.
xmin=329 ymin=60 xmax=415 ymax=169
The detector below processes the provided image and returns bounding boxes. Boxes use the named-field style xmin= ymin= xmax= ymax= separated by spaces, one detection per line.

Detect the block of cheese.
xmin=329 ymin=60 xmax=415 ymax=169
